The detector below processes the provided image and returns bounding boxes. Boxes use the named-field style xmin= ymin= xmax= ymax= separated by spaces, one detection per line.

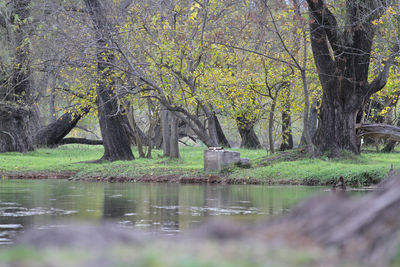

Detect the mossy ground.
xmin=0 ymin=145 xmax=396 ymax=185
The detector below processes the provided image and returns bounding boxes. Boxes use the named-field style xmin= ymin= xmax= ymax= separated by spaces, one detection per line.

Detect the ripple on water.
xmin=0 ymin=224 xmax=23 ymax=229
xmin=0 ymin=226 xmax=22 ymax=246
xmin=0 ymin=202 xmax=21 ymax=206
xmin=189 ymin=206 xmax=261 ymax=216
xmin=0 ymin=207 xmax=78 ymax=217
xmin=151 ymin=205 xmax=180 ymax=210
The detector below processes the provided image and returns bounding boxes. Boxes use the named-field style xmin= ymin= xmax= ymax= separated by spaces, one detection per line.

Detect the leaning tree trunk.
xmin=213 ymin=114 xmax=230 ymax=148
xmin=84 ymin=0 xmax=133 ymax=161
xmin=236 ymin=116 xmax=261 ymax=149
xmin=35 ymin=107 xmax=90 ymax=147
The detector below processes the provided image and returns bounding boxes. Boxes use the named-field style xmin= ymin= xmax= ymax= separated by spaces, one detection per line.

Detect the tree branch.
xmin=306 ymin=0 xmax=342 ymax=58
xmin=368 ymin=53 xmax=398 ymax=96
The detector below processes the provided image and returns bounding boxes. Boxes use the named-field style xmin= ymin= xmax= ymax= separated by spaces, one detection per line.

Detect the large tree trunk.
xmin=96 ymin=76 xmax=134 ymax=161
xmin=306 ymin=0 xmax=394 ymax=156
xmin=0 ymin=105 xmax=34 ymax=152
xmin=213 ymin=114 xmax=230 ymax=148
xmin=313 ymin=96 xmax=361 ymax=156
xmin=84 ymin=0 xmax=133 ymax=161
xmin=0 ymin=0 xmax=38 ymax=153
xmin=237 ymin=116 xmax=261 ymax=149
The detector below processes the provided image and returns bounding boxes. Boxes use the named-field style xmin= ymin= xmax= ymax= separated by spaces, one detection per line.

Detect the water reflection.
xmin=0 ymin=180 xmax=326 ymax=244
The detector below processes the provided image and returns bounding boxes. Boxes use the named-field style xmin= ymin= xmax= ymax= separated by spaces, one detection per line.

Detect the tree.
xmin=84 ymin=0 xmax=134 ymax=161
xmin=0 ymin=0 xmax=41 ymax=152
xmin=306 ymin=0 xmax=399 ymax=156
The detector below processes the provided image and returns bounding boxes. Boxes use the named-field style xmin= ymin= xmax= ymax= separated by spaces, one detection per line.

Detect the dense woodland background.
xmin=0 ymin=0 xmax=399 ymax=160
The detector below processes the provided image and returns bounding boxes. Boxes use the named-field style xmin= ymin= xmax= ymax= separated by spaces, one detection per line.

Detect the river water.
xmin=0 ymin=180 xmax=327 ymax=245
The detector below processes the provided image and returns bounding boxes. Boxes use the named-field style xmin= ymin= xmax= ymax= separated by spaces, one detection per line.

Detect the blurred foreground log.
xmin=265 ymin=172 xmax=400 ymax=265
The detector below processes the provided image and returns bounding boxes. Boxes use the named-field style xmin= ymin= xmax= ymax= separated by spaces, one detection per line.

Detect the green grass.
xmin=0 ymin=240 xmax=344 ymax=267
xmin=0 ymin=145 xmax=396 ymax=184
xmin=231 ymin=152 xmax=391 ymax=185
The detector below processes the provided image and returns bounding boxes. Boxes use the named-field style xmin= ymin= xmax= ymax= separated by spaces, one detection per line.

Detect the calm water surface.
xmin=0 ymin=180 xmax=327 ymax=245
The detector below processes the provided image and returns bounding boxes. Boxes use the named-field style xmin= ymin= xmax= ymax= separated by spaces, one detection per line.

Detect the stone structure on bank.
xmin=204 ymin=147 xmax=250 ymax=171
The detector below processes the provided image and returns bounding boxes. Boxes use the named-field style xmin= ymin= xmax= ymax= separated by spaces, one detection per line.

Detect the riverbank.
xmin=0 ymin=145 xmax=395 ymax=186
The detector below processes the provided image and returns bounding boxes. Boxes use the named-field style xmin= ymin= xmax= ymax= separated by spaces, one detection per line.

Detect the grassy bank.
xmin=0 ymin=145 xmax=395 ymax=185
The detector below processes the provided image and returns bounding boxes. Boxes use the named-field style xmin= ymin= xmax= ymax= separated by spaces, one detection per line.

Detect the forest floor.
xmin=0 ymin=145 xmax=396 ymax=186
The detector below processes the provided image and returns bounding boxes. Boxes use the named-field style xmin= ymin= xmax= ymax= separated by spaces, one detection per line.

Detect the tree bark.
xmin=237 ymin=116 xmax=261 ymax=149
xmin=279 ymin=95 xmax=293 ymax=151
xmin=268 ymin=99 xmax=276 ymax=153
xmin=306 ymin=0 xmax=394 ymax=156
xmin=300 ymin=99 xmax=318 ymax=146
xmin=49 ymin=75 xmax=58 ymax=123
xmin=35 ymin=107 xmax=90 ymax=147
xmin=0 ymin=105 xmax=34 ymax=152
xmin=213 ymin=114 xmax=230 ymax=148
xmin=205 ymin=107 xmax=219 ymax=147
xmin=152 ymin=117 xmax=163 ymax=149
xmin=169 ymin=113 xmax=180 ymax=158
xmin=145 ymin=101 xmax=157 ymax=158
xmin=126 ymin=107 xmax=145 ymax=158
xmin=84 ymin=0 xmax=134 ymax=161
xmin=300 ymin=70 xmax=315 ymax=157
xmin=161 ymin=109 xmax=171 ymax=157
xmin=0 ymin=0 xmax=37 ymax=153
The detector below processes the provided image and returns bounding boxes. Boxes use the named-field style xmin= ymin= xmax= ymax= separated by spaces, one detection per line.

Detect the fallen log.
xmin=59 ymin=138 xmax=103 ymax=145
xmin=357 ymin=123 xmax=400 ymax=142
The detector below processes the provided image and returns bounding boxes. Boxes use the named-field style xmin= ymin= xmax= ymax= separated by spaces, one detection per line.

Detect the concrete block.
xmin=204 ymin=148 xmax=240 ymax=171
